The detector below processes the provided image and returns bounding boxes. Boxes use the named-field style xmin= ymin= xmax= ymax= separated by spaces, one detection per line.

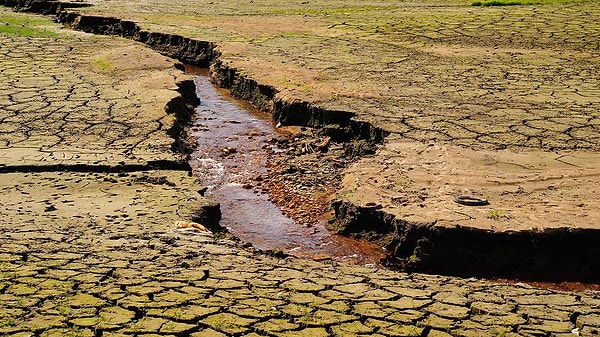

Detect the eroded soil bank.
xmin=4 ymin=0 xmax=600 ymax=283
xmin=333 ymin=143 xmax=600 ymax=281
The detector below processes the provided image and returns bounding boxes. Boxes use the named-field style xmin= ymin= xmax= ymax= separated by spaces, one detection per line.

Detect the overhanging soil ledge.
xmin=332 ymin=199 xmax=600 ymax=282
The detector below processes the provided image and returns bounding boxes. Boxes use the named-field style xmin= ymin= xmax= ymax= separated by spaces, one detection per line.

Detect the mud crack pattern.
xmin=2 ymin=218 xmax=600 ymax=337
xmin=0 ymin=21 xmax=183 ymax=166
xmin=77 ymin=0 xmax=600 ymax=151
xmin=2 ymin=5 xmax=600 ymax=337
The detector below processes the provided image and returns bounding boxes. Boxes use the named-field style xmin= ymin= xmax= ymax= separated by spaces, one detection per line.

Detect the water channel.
xmin=185 ymin=73 xmax=600 ymax=292
xmin=188 ymin=71 xmax=385 ymax=266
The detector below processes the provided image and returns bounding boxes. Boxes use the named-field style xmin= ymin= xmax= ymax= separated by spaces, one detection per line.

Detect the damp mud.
xmin=188 ymin=71 xmax=384 ymax=265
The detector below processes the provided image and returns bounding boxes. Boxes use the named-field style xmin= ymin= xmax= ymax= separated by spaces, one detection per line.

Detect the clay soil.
xmin=40 ymin=0 xmax=600 ymax=282
xmin=74 ymin=0 xmax=600 ymax=232
xmin=5 ymin=6 xmax=600 ymax=337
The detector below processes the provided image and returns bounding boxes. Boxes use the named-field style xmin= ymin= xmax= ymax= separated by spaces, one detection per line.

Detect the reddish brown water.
xmin=189 ymin=73 xmax=385 ymax=265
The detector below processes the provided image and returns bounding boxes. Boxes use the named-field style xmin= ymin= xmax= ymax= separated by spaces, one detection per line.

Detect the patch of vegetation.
xmin=486 ymin=208 xmax=506 ymax=220
xmin=0 ymin=15 xmax=61 ymax=38
xmin=471 ymin=0 xmax=587 ymax=6
xmin=93 ymin=58 xmax=115 ymax=72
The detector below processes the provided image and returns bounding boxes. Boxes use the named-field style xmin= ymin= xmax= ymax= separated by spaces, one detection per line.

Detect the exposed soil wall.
xmin=210 ymin=60 xmax=389 ymax=143
xmin=332 ymin=199 xmax=600 ymax=281
xmin=0 ymin=0 xmax=89 ymax=14
xmin=164 ymin=80 xmax=200 ymax=155
xmin=209 ymin=59 xmax=277 ymax=112
xmin=56 ymin=12 xmax=220 ymax=67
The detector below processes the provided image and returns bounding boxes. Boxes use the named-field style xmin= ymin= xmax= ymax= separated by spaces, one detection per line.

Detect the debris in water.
xmin=175 ymin=221 xmax=211 ymax=234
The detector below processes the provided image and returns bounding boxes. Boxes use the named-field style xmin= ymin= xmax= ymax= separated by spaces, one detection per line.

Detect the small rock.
xmin=222 ymin=147 xmax=237 ymax=155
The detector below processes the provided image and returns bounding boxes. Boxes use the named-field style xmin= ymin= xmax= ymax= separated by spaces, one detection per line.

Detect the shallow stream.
xmin=188 ymin=72 xmax=384 ymax=265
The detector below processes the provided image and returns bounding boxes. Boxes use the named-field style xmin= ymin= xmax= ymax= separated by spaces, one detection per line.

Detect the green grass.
xmin=486 ymin=209 xmax=506 ymax=220
xmin=471 ymin=0 xmax=587 ymax=5
xmin=0 ymin=15 xmax=61 ymax=38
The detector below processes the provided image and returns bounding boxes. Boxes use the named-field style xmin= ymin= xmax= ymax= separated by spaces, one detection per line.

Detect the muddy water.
xmin=188 ymin=73 xmax=384 ymax=265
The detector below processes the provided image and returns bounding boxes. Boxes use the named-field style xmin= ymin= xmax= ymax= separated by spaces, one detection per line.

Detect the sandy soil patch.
xmin=340 ymin=141 xmax=600 ymax=231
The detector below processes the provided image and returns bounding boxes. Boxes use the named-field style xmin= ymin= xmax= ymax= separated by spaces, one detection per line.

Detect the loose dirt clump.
xmin=6 ymin=0 xmax=600 ymax=281
xmin=263 ymin=127 xmax=362 ymax=228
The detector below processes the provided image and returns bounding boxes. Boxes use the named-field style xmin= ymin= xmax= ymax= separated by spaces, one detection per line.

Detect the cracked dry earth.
xmin=3 ymin=6 xmax=600 ymax=337
xmin=0 ymin=25 xmax=183 ymax=166
xmin=72 ymin=0 xmax=600 ymax=233
xmin=77 ymin=0 xmax=600 ymax=151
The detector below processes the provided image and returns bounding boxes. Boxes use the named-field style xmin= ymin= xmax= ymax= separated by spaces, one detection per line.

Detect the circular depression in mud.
xmin=188 ymin=73 xmax=384 ymax=265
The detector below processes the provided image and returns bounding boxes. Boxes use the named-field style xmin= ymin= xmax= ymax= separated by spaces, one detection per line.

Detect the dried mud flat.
xmin=2 ymin=1 xmax=600 ymax=336
xmin=69 ymin=10 xmax=599 ymax=214
xmin=3 ymin=0 xmax=600 ymax=271
xmin=81 ymin=0 xmax=597 ymax=278
xmin=10 ymin=0 xmax=598 ymax=277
